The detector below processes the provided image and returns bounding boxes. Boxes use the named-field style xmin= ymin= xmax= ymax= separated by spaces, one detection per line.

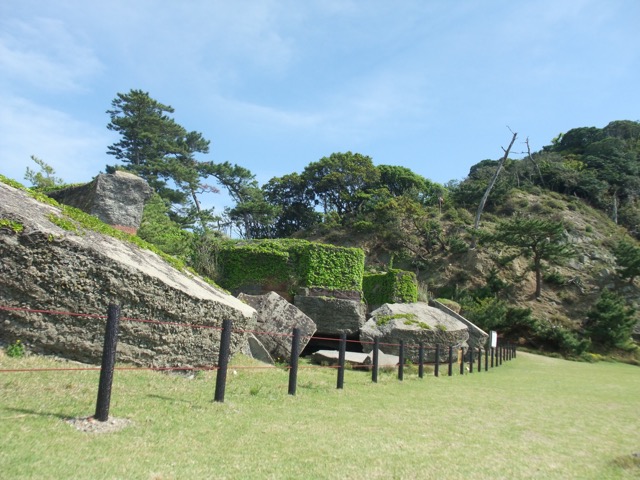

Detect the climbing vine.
xmin=215 ymin=239 xmax=365 ymax=291
xmin=363 ymin=269 xmax=418 ymax=306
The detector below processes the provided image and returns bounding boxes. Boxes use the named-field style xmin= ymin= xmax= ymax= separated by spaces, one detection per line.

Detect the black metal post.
xmin=485 ymin=346 xmax=489 ymax=371
xmin=94 ymin=304 xmax=121 ymax=422
xmin=448 ymin=346 xmax=453 ymax=377
xmin=418 ymin=342 xmax=424 ymax=379
xmin=490 ymin=347 xmax=494 ymax=368
xmin=435 ymin=345 xmax=440 ymax=377
xmin=499 ymin=346 xmax=503 ymax=366
xmin=478 ymin=347 xmax=482 ymax=372
xmin=214 ymin=318 xmax=233 ymax=403
xmin=469 ymin=346 xmax=474 ymax=374
xmin=337 ymin=332 xmax=346 ymax=389
xmin=288 ymin=327 xmax=301 ymax=396
xmin=372 ymin=338 xmax=379 ymax=383
xmin=398 ymin=340 xmax=404 ymax=381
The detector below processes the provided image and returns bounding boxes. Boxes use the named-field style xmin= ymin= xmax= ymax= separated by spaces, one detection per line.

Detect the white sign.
xmin=490 ymin=331 xmax=498 ymax=349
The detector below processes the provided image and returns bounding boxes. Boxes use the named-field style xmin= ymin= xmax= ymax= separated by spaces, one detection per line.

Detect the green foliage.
xmin=297 ymin=242 xmax=364 ymax=290
xmin=47 ymin=213 xmax=79 ymax=233
xmin=24 ymin=155 xmax=64 ymax=189
xmin=491 ymin=215 xmax=575 ymax=297
xmin=302 ymin=151 xmax=379 ymax=218
xmin=585 ymin=290 xmax=637 ymax=349
xmin=543 ymin=270 xmax=567 ymax=286
xmin=0 ymin=174 xmax=25 ymax=190
xmin=262 ymin=172 xmax=320 ymax=237
xmin=213 ymin=239 xmax=364 ymax=292
xmin=106 ymin=89 xmax=254 ymax=232
xmin=404 ymin=318 xmax=431 ymax=329
xmin=363 ymin=269 xmax=418 ymax=306
xmin=613 ymin=240 xmax=640 ymax=283
xmin=376 ymin=313 xmax=419 ymax=327
xmin=460 ymin=297 xmax=583 ymax=352
xmin=534 ymin=322 xmax=589 ymax=355
xmin=462 ymin=296 xmax=509 ymax=332
xmin=0 ymin=219 xmax=24 ymax=233
xmin=6 ymin=339 xmax=25 ymax=358
xmin=138 ymin=194 xmax=194 ymax=258
xmin=435 ymin=298 xmax=460 ymax=312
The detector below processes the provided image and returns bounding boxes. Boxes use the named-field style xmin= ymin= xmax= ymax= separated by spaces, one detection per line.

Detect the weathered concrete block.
xmin=360 ymin=302 xmax=470 ymax=362
xmin=238 ymin=291 xmax=316 ymax=362
xmin=311 ymin=349 xmax=399 ymax=369
xmin=294 ymin=292 xmax=366 ymax=336
xmin=46 ymin=171 xmax=153 ymax=234
xmin=0 ymin=181 xmax=256 ymax=367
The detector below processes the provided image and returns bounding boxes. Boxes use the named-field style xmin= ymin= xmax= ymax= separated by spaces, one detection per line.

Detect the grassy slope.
xmin=1 ymin=351 xmax=639 ymax=479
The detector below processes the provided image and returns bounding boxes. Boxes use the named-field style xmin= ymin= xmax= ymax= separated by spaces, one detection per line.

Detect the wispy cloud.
xmin=0 ymin=96 xmax=111 ymax=183
xmin=0 ymin=17 xmax=103 ymax=92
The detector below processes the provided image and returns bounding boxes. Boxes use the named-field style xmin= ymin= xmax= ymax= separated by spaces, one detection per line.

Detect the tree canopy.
xmin=491 ymin=216 xmax=574 ymax=298
xmin=106 ymin=89 xmax=256 ymax=232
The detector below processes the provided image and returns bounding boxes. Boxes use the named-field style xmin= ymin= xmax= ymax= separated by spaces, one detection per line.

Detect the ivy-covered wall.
xmin=216 ymin=239 xmax=365 ymax=292
xmin=363 ymin=269 xmax=418 ymax=306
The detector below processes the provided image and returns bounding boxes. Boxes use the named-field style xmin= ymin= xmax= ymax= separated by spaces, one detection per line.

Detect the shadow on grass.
xmin=4 ymin=407 xmax=76 ymax=420
xmin=611 ymin=453 xmax=640 ymax=471
xmin=147 ymin=394 xmax=197 ymax=405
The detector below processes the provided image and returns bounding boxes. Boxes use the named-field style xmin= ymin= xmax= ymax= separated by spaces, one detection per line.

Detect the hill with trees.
xmin=21 ymin=89 xmax=640 ymax=362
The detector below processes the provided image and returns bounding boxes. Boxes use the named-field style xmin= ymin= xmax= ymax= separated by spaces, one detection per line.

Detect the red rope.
xmin=1 ymin=304 xmax=440 ymax=351
xmin=0 ymin=305 xmax=106 ymax=319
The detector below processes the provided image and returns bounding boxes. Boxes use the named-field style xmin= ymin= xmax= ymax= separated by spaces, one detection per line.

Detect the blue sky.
xmin=1 ymin=0 xmax=639 ymax=213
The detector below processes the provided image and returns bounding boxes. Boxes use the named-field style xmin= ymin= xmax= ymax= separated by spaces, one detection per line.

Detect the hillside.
xmin=302 ymin=187 xmax=640 ymax=361
xmin=8 ymin=119 xmax=640 ymax=362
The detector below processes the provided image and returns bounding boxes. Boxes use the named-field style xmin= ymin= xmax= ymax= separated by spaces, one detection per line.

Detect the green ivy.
xmin=363 ymin=269 xmax=418 ymax=306
xmin=215 ymin=239 xmax=365 ymax=291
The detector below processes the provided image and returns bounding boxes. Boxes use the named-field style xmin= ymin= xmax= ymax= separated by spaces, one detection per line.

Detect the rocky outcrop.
xmin=46 ymin=171 xmax=153 ymax=234
xmin=0 ymin=181 xmax=256 ymax=367
xmin=294 ymin=288 xmax=366 ymax=336
xmin=360 ymin=303 xmax=470 ymax=362
xmin=238 ymin=291 xmax=316 ymax=362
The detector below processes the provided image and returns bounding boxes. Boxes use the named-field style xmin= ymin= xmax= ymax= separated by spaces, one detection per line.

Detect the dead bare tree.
xmin=525 ymin=137 xmax=545 ymax=187
xmin=470 ymin=130 xmax=518 ymax=249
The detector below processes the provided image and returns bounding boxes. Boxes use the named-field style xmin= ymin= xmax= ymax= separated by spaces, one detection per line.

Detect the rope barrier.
xmin=0 ymin=305 xmax=106 ymax=319
xmin=1 ymin=304 xmax=410 ymax=347
xmin=1 ymin=303 xmax=512 ymax=376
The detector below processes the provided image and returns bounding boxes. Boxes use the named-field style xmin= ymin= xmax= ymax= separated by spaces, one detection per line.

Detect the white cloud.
xmin=0 ymin=17 xmax=103 ymax=92
xmin=0 ymin=96 xmax=111 ymax=184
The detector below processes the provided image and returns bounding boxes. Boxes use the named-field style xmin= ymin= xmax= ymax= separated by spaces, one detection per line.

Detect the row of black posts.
xmin=212 ymin=320 xmax=517 ymax=402
xmin=93 ymin=306 xmax=518 ymax=417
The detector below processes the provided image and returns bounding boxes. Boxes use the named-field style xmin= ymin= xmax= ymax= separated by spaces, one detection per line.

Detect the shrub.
xmin=585 ymin=290 xmax=636 ymax=350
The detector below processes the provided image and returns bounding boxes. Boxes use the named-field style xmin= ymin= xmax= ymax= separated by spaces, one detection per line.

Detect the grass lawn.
xmin=1 ymin=350 xmax=639 ymax=479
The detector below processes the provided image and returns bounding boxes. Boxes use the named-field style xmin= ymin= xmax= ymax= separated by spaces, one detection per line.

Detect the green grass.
xmin=1 ymin=351 xmax=639 ymax=479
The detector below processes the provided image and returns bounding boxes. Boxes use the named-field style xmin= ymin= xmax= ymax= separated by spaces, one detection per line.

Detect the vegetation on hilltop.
xmin=15 ymin=89 xmax=640 ymax=361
